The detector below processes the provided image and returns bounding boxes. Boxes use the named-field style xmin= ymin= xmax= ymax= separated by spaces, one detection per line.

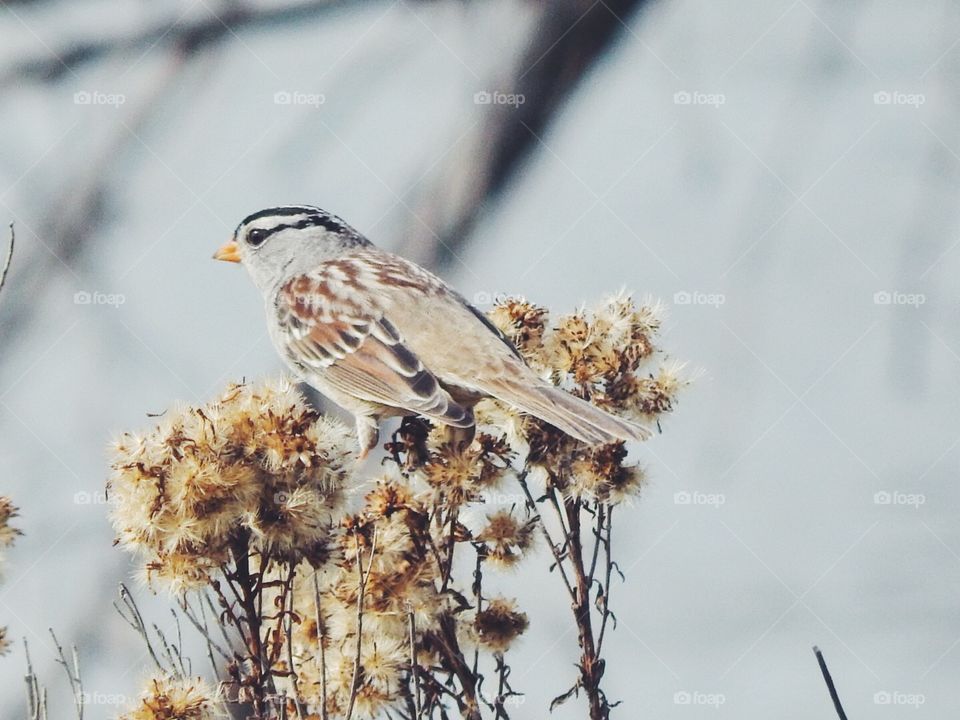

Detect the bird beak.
xmin=213 ymin=239 xmax=242 ymax=263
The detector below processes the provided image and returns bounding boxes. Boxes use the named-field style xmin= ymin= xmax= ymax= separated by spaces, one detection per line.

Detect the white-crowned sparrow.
xmin=214 ymin=205 xmax=650 ymax=457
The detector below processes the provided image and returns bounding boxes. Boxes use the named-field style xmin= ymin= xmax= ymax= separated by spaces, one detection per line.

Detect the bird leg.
xmin=356 ymin=416 xmax=380 ymax=461
xmin=445 ymin=412 xmax=476 ymax=452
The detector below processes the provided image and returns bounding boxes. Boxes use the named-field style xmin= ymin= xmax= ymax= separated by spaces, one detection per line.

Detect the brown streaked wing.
xmin=277 ymin=275 xmax=473 ymax=427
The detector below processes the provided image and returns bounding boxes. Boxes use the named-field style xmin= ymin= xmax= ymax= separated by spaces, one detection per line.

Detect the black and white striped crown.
xmin=236 ymin=205 xmax=353 ymax=239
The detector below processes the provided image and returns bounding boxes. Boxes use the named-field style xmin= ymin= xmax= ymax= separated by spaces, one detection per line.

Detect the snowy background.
xmin=1 ymin=0 xmax=958 ymax=717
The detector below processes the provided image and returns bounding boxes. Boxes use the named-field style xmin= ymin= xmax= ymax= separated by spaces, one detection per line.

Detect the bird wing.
xmin=274 ymin=270 xmax=473 ymax=427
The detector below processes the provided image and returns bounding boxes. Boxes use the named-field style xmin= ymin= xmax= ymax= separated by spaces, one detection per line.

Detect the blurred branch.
xmin=398 ymin=0 xmax=655 ymax=268
xmin=1 ymin=0 xmax=365 ymax=87
xmin=23 ymin=639 xmax=49 ymax=720
xmin=0 ymin=223 xmax=12 ymax=297
xmin=813 ymin=646 xmax=848 ymax=720
xmin=49 ymin=629 xmax=84 ymax=720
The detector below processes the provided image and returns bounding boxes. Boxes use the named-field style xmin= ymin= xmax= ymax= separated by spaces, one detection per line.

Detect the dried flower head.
xmin=109 ymin=379 xmax=355 ymax=590
xmin=119 ymin=675 xmax=221 ymax=720
xmin=0 ymin=497 xmax=21 ymax=550
xmin=0 ymin=496 xmax=20 ymax=655
xmin=476 ymin=509 xmax=536 ymax=568
xmin=473 ymin=597 xmax=529 ymax=652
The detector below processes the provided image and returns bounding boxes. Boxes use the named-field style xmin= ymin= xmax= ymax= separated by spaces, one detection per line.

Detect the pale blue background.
xmin=0 ymin=1 xmax=957 ymax=717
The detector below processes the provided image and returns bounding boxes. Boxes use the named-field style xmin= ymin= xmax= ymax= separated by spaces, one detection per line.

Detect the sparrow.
xmin=214 ymin=205 xmax=650 ymax=458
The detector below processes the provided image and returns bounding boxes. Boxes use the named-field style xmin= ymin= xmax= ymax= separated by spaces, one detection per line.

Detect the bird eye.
xmin=246 ymin=228 xmax=268 ymax=247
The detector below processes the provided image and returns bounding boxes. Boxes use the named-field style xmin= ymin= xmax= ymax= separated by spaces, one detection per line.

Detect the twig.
xmin=49 ymin=629 xmax=83 ymax=720
xmin=114 ymin=584 xmax=164 ymax=671
xmin=813 ymin=646 xmax=849 ymax=720
xmin=1 ymin=0 xmax=367 ymax=86
xmin=408 ymin=606 xmax=422 ymax=720
xmin=514 ymin=470 xmax=577 ymax=604
xmin=23 ymin=639 xmax=48 ymax=720
xmin=285 ymin=566 xmax=305 ymax=720
xmin=178 ymin=596 xmax=232 ymax=663
xmin=0 ymin=223 xmax=13 ymax=297
xmin=345 ymin=528 xmax=378 ymax=720
xmin=312 ymin=571 xmax=329 ymax=720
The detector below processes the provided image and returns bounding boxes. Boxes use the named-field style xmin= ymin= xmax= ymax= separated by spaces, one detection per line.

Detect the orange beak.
xmin=213 ymin=239 xmax=242 ymax=263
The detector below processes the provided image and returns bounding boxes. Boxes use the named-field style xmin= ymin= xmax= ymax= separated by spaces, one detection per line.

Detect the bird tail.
xmin=487 ymin=380 xmax=650 ymax=445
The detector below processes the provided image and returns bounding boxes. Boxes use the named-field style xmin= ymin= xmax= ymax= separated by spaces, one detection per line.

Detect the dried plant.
xmin=0 ymin=496 xmax=22 ymax=657
xmin=107 ymin=293 xmax=689 ymax=720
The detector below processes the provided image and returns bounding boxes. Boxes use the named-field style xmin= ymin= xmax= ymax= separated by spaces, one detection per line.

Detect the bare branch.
xmin=49 ymin=629 xmax=83 ymax=720
xmin=813 ymin=646 xmax=849 ymax=720
xmin=0 ymin=223 xmax=13 ymax=297
xmin=1 ymin=0 xmax=370 ymax=87
xmin=345 ymin=528 xmax=378 ymax=720
xmin=397 ymin=0 xmax=655 ymax=269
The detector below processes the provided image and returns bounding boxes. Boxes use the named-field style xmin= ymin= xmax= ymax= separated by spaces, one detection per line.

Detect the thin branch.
xmin=408 ymin=607 xmax=422 ymax=720
xmin=0 ymin=0 xmax=370 ymax=86
xmin=49 ymin=629 xmax=83 ymax=720
xmin=515 ymin=470 xmax=577 ymax=603
xmin=313 ymin=571 xmax=329 ymax=720
xmin=285 ymin=566 xmax=305 ymax=720
xmin=114 ymin=584 xmax=164 ymax=672
xmin=345 ymin=528 xmax=378 ymax=720
xmin=813 ymin=646 xmax=849 ymax=720
xmin=178 ymin=596 xmax=233 ymax=663
xmin=0 ymin=223 xmax=13 ymax=297
xmin=23 ymin=638 xmax=48 ymax=720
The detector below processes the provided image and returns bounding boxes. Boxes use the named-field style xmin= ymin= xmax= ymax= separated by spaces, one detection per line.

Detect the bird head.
xmin=214 ymin=205 xmax=369 ymax=291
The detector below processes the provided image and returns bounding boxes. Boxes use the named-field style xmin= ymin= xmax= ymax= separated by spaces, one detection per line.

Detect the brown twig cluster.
xmin=105 ymin=293 xmax=687 ymax=720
